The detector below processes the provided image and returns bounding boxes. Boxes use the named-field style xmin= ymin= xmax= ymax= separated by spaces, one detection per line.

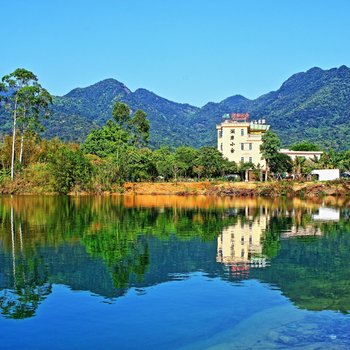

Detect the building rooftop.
xmin=218 ymin=113 xmax=269 ymax=130
xmin=279 ymin=149 xmax=323 ymax=155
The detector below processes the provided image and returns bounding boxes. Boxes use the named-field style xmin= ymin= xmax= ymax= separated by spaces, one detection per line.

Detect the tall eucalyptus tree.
xmin=0 ymin=69 xmax=52 ymax=179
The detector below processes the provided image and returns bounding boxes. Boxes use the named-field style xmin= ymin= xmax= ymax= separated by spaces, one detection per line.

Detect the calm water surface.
xmin=0 ymin=195 xmax=350 ymax=349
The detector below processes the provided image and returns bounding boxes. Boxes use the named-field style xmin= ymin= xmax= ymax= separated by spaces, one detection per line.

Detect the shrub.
xmin=49 ymin=145 xmax=93 ymax=194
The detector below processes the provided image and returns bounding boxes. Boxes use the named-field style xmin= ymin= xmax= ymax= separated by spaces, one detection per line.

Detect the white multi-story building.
xmin=216 ymin=113 xmax=270 ymax=169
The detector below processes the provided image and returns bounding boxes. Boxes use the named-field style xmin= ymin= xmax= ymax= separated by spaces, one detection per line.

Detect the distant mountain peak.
xmin=306 ymin=66 xmax=323 ymax=74
xmin=279 ymin=65 xmax=350 ymax=93
xmin=64 ymin=78 xmax=131 ymax=99
xmin=221 ymin=94 xmax=250 ymax=104
xmin=338 ymin=64 xmax=349 ymax=71
xmin=134 ymin=88 xmax=158 ymax=97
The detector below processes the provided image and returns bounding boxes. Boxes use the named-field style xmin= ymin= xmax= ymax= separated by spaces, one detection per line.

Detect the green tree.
xmin=83 ymin=103 xmax=150 ymax=162
xmin=168 ymin=153 xmax=187 ymax=181
xmin=82 ymin=121 xmax=129 ymax=157
xmin=152 ymin=147 xmax=173 ymax=180
xmin=124 ymin=147 xmax=156 ymax=181
xmin=174 ymin=147 xmax=200 ymax=178
xmin=0 ymin=69 xmax=51 ymax=180
xmin=130 ymin=109 xmax=150 ymax=148
xmin=16 ymin=85 xmax=52 ymax=165
xmin=290 ymin=141 xmax=321 ymax=151
xmin=319 ymin=149 xmax=338 ymax=169
xmin=338 ymin=150 xmax=350 ymax=171
xmin=221 ymin=158 xmax=238 ymax=177
xmin=260 ymin=131 xmax=281 ymax=161
xmin=112 ymin=101 xmax=131 ymax=128
xmin=269 ymin=153 xmax=293 ymax=174
xmin=49 ymin=144 xmax=93 ymax=194
xmin=195 ymin=147 xmax=225 ymax=178
xmin=260 ymin=131 xmax=281 ymax=179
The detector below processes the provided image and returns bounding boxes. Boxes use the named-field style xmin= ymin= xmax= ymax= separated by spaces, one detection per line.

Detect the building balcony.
xmin=247 ymin=134 xmax=262 ymax=140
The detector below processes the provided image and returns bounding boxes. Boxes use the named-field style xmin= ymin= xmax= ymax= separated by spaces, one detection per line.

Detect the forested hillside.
xmin=191 ymin=65 xmax=350 ymax=150
xmin=47 ymin=79 xmax=200 ymax=147
xmin=1 ymin=66 xmax=350 ymax=150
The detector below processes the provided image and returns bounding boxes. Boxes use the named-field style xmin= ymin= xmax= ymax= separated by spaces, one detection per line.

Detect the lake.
xmin=0 ymin=195 xmax=350 ymax=349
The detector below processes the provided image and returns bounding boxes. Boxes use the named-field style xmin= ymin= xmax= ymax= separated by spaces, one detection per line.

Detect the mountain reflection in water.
xmin=0 ymin=195 xmax=350 ymax=321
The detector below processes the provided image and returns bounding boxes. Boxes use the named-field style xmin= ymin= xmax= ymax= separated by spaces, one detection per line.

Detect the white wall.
xmin=310 ymin=169 xmax=340 ymax=181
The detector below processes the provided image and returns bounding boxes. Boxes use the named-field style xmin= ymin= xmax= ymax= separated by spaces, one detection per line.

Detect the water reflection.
xmin=217 ymin=213 xmax=269 ymax=280
xmin=0 ymin=195 xmax=349 ymax=320
xmin=0 ymin=204 xmax=52 ymax=319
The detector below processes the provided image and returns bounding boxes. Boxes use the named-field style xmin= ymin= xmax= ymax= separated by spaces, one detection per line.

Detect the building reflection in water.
xmin=312 ymin=207 xmax=340 ymax=221
xmin=217 ymin=206 xmax=269 ymax=279
xmin=284 ymin=225 xmax=323 ymax=238
xmin=283 ymin=206 xmax=340 ymax=238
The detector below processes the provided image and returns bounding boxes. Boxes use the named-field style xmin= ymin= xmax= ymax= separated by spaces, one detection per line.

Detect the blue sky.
xmin=1 ymin=0 xmax=350 ymax=106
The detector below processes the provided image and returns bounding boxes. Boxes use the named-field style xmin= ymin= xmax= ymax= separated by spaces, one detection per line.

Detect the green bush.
xmin=49 ymin=146 xmax=93 ymax=194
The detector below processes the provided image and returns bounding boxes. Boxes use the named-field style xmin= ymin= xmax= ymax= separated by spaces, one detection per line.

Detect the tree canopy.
xmin=0 ymin=68 xmax=52 ymax=179
xmin=290 ymin=141 xmax=321 ymax=151
xmin=260 ymin=131 xmax=281 ymax=161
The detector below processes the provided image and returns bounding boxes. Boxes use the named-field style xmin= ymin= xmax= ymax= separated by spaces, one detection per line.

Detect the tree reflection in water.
xmin=0 ymin=204 xmax=51 ymax=319
xmin=0 ymin=195 xmax=349 ymax=318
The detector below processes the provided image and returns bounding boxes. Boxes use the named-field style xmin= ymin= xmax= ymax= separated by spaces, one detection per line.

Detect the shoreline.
xmin=1 ymin=180 xmax=350 ymax=197
xmin=122 ymin=181 xmax=350 ymax=197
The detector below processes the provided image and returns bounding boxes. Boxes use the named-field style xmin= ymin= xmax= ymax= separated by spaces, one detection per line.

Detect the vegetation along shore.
xmin=1 ymin=68 xmax=350 ymax=197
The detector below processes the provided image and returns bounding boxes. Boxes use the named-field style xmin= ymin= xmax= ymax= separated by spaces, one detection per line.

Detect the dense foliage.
xmin=1 ymin=113 xmax=350 ymax=194
xmin=0 ymin=106 xmax=239 ymax=193
xmin=290 ymin=141 xmax=321 ymax=151
xmin=2 ymin=66 xmax=350 ymax=150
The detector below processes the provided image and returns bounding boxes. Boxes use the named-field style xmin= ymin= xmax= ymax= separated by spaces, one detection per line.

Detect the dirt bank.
xmin=123 ymin=180 xmax=350 ymax=197
xmin=1 ymin=180 xmax=349 ymax=197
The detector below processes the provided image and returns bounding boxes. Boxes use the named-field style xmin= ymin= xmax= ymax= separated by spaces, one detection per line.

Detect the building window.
xmin=230 ymin=129 xmax=235 ymax=134
xmin=249 ymin=143 xmax=252 ymax=150
xmin=249 ymin=157 xmax=252 ymax=163
xmin=220 ymin=143 xmax=223 ymax=151
xmin=241 ymin=157 xmax=244 ymax=162
xmin=231 ymin=135 xmax=234 ymax=140
xmin=219 ymin=130 xmax=223 ymax=138
xmin=231 ymin=148 xmax=234 ymax=153
xmin=241 ymin=249 xmax=245 ymax=258
xmin=241 ymin=236 xmax=244 ymax=245
xmin=241 ymin=129 xmax=244 ymax=136
xmin=241 ymin=143 xmax=244 ymax=151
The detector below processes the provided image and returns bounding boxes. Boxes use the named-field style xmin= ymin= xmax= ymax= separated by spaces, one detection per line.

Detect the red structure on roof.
xmin=231 ymin=113 xmax=249 ymax=122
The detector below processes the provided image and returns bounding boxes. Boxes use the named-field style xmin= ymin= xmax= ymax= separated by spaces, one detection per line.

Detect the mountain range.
xmin=2 ymin=65 xmax=350 ymax=150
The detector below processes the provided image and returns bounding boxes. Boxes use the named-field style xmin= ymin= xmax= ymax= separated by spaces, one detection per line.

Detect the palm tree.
xmin=292 ymin=156 xmax=306 ymax=177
